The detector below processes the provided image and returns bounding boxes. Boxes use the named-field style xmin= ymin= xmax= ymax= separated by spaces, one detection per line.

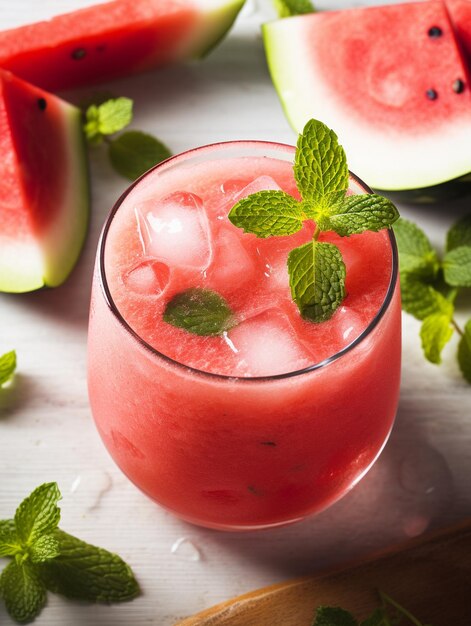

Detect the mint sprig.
xmin=83 ymin=97 xmax=172 ymax=181
xmin=0 ymin=350 xmax=16 ymax=386
xmin=312 ymin=591 xmax=429 ymax=626
xmin=228 ymin=119 xmax=399 ymax=323
xmin=394 ymin=215 xmax=471 ymax=383
xmin=0 ymin=483 xmax=139 ymax=623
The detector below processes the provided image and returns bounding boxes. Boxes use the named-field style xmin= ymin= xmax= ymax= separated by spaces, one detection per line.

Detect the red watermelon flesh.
xmin=0 ymin=0 xmax=244 ymax=92
xmin=263 ymin=1 xmax=471 ymax=190
xmin=447 ymin=0 xmax=471 ymax=63
xmin=0 ymin=70 xmax=88 ymax=292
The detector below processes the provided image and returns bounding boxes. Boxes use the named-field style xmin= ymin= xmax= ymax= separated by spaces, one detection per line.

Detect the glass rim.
xmin=98 ymin=139 xmax=399 ymax=383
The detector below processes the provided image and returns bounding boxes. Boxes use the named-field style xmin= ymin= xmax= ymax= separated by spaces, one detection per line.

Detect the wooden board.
xmin=175 ymin=520 xmax=471 ymax=626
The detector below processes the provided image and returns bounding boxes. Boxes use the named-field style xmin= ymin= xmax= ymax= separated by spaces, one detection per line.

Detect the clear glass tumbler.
xmin=87 ymin=141 xmax=401 ymax=531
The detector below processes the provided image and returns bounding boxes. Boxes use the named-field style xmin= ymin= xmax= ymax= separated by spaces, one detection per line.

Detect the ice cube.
xmin=335 ymin=306 xmax=364 ymax=345
xmin=124 ymin=260 xmax=170 ymax=296
xmin=220 ymin=178 xmax=251 ymax=197
xmin=216 ymin=176 xmax=282 ymax=223
xmin=135 ymin=192 xmax=212 ymax=270
xmin=234 ymin=175 xmax=281 ymax=200
xmin=206 ymin=228 xmax=255 ymax=291
xmin=228 ymin=309 xmax=314 ymax=376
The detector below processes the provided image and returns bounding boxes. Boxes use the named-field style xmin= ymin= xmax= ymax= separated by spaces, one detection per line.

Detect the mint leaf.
xmin=443 ymin=246 xmax=471 ymax=287
xmin=163 ymin=288 xmax=236 ymax=336
xmin=393 ymin=218 xmax=439 ymax=278
xmin=84 ymin=97 xmax=133 ymax=142
xmin=400 ymin=275 xmax=453 ymax=321
xmin=39 ymin=529 xmax=139 ymax=603
xmin=446 ymin=214 xmax=471 ymax=251
xmin=0 ymin=519 xmax=19 ymax=557
xmin=457 ymin=319 xmax=471 ymax=383
xmin=109 ymin=130 xmax=172 ymax=181
xmin=325 ymin=193 xmax=399 ymax=236
xmin=0 ymin=350 xmax=16 ymax=386
xmin=14 ymin=483 xmax=61 ymax=546
xmin=313 ymin=606 xmax=357 ymax=626
xmin=420 ymin=313 xmax=454 ymax=364
xmin=0 ymin=561 xmax=46 ymax=623
xmin=274 ymin=0 xmax=315 ymax=17
xmin=29 ymin=534 xmax=60 ymax=563
xmin=228 ymin=190 xmax=304 ymax=237
xmin=288 ymin=241 xmax=346 ymax=323
xmin=294 ymin=119 xmax=348 ymax=209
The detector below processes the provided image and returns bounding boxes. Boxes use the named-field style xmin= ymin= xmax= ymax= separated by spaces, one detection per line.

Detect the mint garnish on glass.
xmin=0 ymin=483 xmax=139 ymax=623
xmin=229 ymin=119 xmax=399 ymax=323
xmin=163 ymin=119 xmax=399 ymax=337
xmin=83 ymin=96 xmax=172 ymax=181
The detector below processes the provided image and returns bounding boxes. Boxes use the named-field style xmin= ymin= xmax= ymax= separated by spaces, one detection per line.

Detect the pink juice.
xmin=88 ymin=141 xmax=401 ymax=530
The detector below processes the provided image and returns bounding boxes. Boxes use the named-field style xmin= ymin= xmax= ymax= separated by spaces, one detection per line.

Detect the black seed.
xmin=453 ymin=78 xmax=466 ymax=93
xmin=71 ymin=48 xmax=86 ymax=60
xmin=428 ymin=26 xmax=443 ymax=38
xmin=426 ymin=89 xmax=438 ymax=100
xmin=260 ymin=441 xmax=277 ymax=447
xmin=37 ymin=98 xmax=47 ymax=111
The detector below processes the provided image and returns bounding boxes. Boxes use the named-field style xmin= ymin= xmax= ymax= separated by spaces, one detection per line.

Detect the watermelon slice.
xmin=263 ymin=1 xmax=471 ymax=191
xmin=0 ymin=70 xmax=89 ymax=293
xmin=0 ymin=0 xmax=245 ymax=92
xmin=447 ymin=0 xmax=471 ymax=63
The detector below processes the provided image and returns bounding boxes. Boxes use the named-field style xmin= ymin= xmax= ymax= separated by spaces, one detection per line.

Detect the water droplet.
xmin=70 ymin=476 xmax=81 ymax=494
xmin=399 ymin=445 xmax=452 ymax=497
xmin=171 ymin=537 xmax=202 ymax=561
xmin=398 ymin=444 xmax=454 ymax=534
xmin=402 ymin=514 xmax=430 ymax=538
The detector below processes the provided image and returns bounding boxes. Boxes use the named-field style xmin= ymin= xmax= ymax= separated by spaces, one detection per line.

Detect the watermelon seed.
xmin=71 ymin=48 xmax=87 ymax=60
xmin=453 ymin=79 xmax=466 ymax=93
xmin=428 ymin=26 xmax=443 ymax=38
xmin=426 ymin=89 xmax=438 ymax=101
xmin=37 ymin=98 xmax=47 ymax=111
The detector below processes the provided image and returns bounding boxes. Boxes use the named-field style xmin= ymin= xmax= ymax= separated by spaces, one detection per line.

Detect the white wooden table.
xmin=1 ymin=1 xmax=470 ymax=624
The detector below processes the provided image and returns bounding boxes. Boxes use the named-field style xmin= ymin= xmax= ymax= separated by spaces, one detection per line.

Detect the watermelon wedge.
xmin=263 ymin=1 xmax=471 ymax=191
xmin=0 ymin=0 xmax=244 ymax=92
xmin=0 ymin=70 xmax=89 ymax=293
xmin=447 ymin=0 xmax=471 ymax=63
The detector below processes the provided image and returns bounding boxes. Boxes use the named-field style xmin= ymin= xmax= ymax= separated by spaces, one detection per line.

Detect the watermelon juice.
xmin=88 ymin=141 xmax=401 ymax=530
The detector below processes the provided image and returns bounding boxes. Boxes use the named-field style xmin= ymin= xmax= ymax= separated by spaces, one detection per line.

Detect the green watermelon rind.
xmin=41 ymin=102 xmax=90 ymax=288
xmin=0 ymin=101 xmax=89 ymax=294
xmin=186 ymin=0 xmax=246 ymax=58
xmin=262 ymin=16 xmax=471 ymax=191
